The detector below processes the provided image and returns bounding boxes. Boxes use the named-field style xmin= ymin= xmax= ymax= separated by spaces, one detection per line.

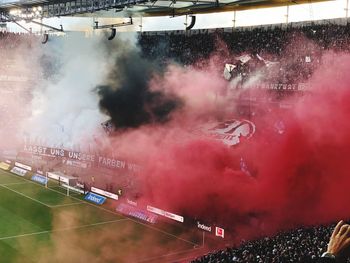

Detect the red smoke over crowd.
xmin=104 ymin=50 xmax=350 ymax=242
xmin=4 ymin=32 xmax=350 ymax=245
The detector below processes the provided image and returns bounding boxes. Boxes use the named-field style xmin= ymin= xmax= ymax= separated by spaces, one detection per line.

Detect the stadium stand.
xmin=0 ymin=31 xmax=36 ymax=51
xmin=3 ymin=19 xmax=350 ymax=262
xmin=0 ymin=32 xmax=39 ymax=145
xmin=138 ymin=19 xmax=350 ymax=85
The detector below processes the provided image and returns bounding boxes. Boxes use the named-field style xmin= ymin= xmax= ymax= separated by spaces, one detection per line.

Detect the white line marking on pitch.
xmin=0 ymin=170 xmax=199 ymax=247
xmin=42 ymin=185 xmax=198 ymax=246
xmin=0 ymin=184 xmax=51 ymax=208
xmin=0 ymin=218 xmax=128 ymax=240
xmin=50 ymin=202 xmax=84 ymax=208
xmin=0 ymin=182 xmax=31 ymax=186
xmin=37 ymin=185 xmax=198 ymax=246
xmin=52 ymin=185 xmax=199 ymax=246
xmin=0 ymin=184 xmax=83 ymax=208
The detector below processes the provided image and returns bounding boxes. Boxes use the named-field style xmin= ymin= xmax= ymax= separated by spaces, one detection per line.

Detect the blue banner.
xmin=31 ymin=174 xmax=48 ymax=185
xmin=85 ymin=192 xmax=106 ymax=205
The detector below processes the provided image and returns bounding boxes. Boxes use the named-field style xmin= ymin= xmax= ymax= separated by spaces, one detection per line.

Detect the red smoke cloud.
xmin=107 ymin=50 xmax=350 ymax=242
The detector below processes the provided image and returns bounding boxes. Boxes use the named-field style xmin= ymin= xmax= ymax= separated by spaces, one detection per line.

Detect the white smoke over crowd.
xmin=23 ymin=33 xmax=139 ymax=150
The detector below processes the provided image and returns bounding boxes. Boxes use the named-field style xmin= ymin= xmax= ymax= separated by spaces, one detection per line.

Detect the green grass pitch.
xmin=0 ymin=170 xmax=199 ymax=263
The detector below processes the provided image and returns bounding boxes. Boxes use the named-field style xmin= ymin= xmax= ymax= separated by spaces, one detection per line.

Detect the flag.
xmin=223 ymin=63 xmax=236 ymax=80
xmin=215 ymin=227 xmax=224 ymax=238
xmin=256 ymin=53 xmax=279 ymax=67
xmin=240 ymin=157 xmax=251 ymax=176
xmin=256 ymin=54 xmax=264 ymax=61
xmin=236 ymin=54 xmax=251 ymax=64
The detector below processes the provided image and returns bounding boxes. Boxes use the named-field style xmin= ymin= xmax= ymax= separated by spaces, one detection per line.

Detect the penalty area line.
xmin=50 ymin=202 xmax=84 ymax=208
xmin=0 ymin=218 xmax=128 ymax=241
xmin=0 ymin=184 xmax=51 ymax=208
xmin=0 ymin=183 xmax=83 ymax=208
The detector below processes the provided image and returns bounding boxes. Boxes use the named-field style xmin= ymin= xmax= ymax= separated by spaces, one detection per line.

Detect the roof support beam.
xmin=31 ymin=19 xmax=64 ymax=32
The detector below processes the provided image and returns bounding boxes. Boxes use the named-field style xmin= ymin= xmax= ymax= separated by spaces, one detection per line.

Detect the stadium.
xmin=2 ymin=0 xmax=350 ymax=262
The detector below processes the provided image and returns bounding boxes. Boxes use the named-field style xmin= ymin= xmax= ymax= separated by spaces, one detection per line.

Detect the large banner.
xmin=193 ymin=119 xmax=256 ymax=147
xmin=248 ymin=83 xmax=310 ymax=91
xmin=23 ymin=145 xmax=94 ymax=161
xmin=22 ymin=144 xmax=141 ymax=172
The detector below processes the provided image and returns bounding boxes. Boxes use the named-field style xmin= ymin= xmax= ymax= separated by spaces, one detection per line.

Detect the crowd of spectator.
xmin=139 ymin=22 xmax=350 ymax=60
xmin=2 ymin=21 xmax=350 ymax=263
xmin=191 ymin=222 xmax=350 ymax=263
xmin=0 ymin=31 xmax=39 ymax=140
xmin=138 ymin=20 xmax=350 ymax=85
xmin=0 ymin=31 xmax=37 ymax=52
xmin=0 ymin=31 xmax=39 ymax=74
xmin=2 ymin=20 xmax=349 ymax=86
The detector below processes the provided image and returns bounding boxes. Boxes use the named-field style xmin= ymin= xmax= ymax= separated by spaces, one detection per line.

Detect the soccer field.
xmin=0 ymin=170 xmax=200 ymax=263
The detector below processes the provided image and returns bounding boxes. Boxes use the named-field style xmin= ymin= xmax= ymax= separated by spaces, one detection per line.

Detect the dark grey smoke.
xmin=97 ymin=44 xmax=182 ymax=129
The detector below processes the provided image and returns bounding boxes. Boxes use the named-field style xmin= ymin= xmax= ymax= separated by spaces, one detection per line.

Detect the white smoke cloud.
xmin=24 ymin=32 xmax=124 ymax=150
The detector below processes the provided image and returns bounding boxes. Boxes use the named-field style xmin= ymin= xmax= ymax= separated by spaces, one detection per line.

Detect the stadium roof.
xmin=0 ymin=0 xmax=332 ymax=20
xmin=134 ymin=0 xmax=332 ymax=17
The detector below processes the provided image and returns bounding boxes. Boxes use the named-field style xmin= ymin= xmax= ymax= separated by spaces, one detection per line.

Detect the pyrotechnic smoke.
xmin=96 ymin=35 xmax=350 ymax=243
xmin=96 ymin=42 xmax=182 ymax=129
xmin=0 ymin=35 xmax=41 ymax=149
xmin=23 ymin=33 xmax=110 ymax=150
xmin=5 ymin=29 xmax=350 ymax=255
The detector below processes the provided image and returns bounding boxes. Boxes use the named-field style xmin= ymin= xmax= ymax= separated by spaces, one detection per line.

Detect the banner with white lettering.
xmin=197 ymin=221 xmax=212 ymax=232
xmin=85 ymin=192 xmax=106 ymax=205
xmin=91 ymin=187 xmax=118 ymax=200
xmin=15 ymin=162 xmax=32 ymax=171
xmin=11 ymin=167 xmax=27 ymax=177
xmin=147 ymin=205 xmax=184 ymax=223
xmin=22 ymin=144 xmax=141 ymax=172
